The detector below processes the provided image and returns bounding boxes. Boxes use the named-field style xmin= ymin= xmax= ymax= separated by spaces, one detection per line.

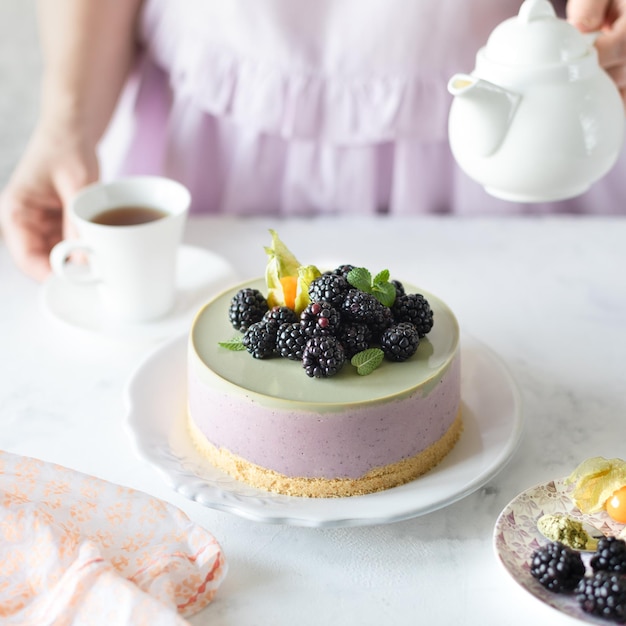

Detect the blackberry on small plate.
xmin=530 ymin=541 xmax=585 ymax=593
xmin=577 ymin=571 xmax=626 ymax=623
xmin=591 ymin=537 xmax=626 ymax=574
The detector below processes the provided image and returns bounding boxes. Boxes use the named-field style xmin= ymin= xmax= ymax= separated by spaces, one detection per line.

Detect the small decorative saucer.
xmin=41 ymin=245 xmax=238 ymax=341
xmin=494 ymin=479 xmax=625 ymax=624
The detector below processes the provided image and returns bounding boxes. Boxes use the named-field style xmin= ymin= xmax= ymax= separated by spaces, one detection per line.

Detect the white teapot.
xmin=447 ymin=0 xmax=625 ymax=202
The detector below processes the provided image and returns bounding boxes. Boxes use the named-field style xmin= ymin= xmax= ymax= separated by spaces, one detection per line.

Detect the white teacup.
xmin=50 ymin=176 xmax=190 ymax=323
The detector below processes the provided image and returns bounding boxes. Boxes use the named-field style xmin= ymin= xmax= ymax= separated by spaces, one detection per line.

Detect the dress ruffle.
xmin=140 ymin=8 xmax=451 ymax=145
xmin=98 ymin=0 xmax=626 ymax=215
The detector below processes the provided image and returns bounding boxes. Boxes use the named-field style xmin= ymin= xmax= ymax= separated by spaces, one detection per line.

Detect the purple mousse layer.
xmin=188 ymin=353 xmax=461 ymax=480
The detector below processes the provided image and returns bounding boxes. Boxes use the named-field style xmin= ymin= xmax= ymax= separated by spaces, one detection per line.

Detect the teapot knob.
xmin=518 ymin=0 xmax=556 ymax=23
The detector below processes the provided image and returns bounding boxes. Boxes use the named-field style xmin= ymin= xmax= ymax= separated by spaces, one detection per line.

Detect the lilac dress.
xmin=98 ymin=0 xmax=626 ymax=215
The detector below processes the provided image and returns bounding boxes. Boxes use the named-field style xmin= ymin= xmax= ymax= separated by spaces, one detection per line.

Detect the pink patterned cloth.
xmin=0 ymin=451 xmax=226 ymax=625
xmin=98 ymin=0 xmax=626 ymax=215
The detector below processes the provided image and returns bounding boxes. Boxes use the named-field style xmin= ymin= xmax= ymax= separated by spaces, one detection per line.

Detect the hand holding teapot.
xmin=448 ymin=0 xmax=625 ymax=203
xmin=567 ymin=0 xmax=626 ymax=105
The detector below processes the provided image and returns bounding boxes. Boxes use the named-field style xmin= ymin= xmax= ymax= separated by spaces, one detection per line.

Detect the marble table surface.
xmin=1 ymin=215 xmax=624 ymax=625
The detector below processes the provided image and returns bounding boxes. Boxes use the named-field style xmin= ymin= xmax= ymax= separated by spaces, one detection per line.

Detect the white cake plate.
xmin=125 ymin=334 xmax=523 ymax=527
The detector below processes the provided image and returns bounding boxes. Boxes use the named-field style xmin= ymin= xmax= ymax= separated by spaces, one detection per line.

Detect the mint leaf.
xmin=347 ymin=266 xmax=396 ymax=306
xmin=372 ymin=282 xmax=396 ymax=307
xmin=218 ymin=337 xmax=246 ymax=351
xmin=347 ymin=267 xmax=372 ymax=292
xmin=373 ymin=269 xmax=390 ymax=285
xmin=351 ymin=348 xmax=384 ymax=376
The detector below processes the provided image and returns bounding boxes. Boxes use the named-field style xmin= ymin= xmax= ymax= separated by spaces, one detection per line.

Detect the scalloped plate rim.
xmin=125 ymin=332 xmax=523 ymax=527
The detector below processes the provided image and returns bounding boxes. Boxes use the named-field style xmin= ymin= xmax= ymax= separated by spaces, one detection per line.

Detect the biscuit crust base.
xmin=187 ymin=410 xmax=463 ymax=498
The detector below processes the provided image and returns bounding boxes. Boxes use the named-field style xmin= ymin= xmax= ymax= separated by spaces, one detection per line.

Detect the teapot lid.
xmin=483 ymin=0 xmax=593 ymax=66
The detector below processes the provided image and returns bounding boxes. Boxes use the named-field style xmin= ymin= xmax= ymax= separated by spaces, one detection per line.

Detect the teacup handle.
xmin=49 ymin=240 xmax=100 ymax=284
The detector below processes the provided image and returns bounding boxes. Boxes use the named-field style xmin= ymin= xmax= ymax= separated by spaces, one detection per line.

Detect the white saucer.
xmin=41 ymin=245 xmax=239 ymax=341
xmin=125 ymin=333 xmax=524 ymax=527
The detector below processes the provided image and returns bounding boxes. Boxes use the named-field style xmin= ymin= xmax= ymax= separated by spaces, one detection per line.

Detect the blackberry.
xmin=392 ymin=293 xmax=434 ymax=337
xmin=337 ymin=322 xmax=372 ymax=358
xmin=577 ymin=571 xmax=626 ymax=622
xmin=591 ymin=537 xmax=626 ymax=574
xmin=263 ymin=305 xmax=298 ymax=330
xmin=308 ymin=274 xmax=350 ymax=309
xmin=242 ymin=321 xmax=276 ymax=359
xmin=391 ymin=279 xmax=405 ymax=299
xmin=530 ymin=541 xmax=585 ymax=593
xmin=302 ymin=335 xmax=346 ymax=378
xmin=276 ymin=322 xmax=308 ymax=360
xmin=331 ymin=264 xmax=356 ymax=280
xmin=341 ymin=289 xmax=387 ymax=327
xmin=228 ymin=288 xmax=268 ymax=331
xmin=300 ymin=301 xmax=341 ymax=336
xmin=380 ymin=323 xmax=420 ymax=362
xmin=369 ymin=305 xmax=394 ymax=340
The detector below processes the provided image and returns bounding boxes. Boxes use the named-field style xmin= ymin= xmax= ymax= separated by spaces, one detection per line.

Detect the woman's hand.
xmin=568 ymin=0 xmax=626 ymax=105
xmin=0 ymin=124 xmax=98 ymax=281
xmin=0 ymin=0 xmax=143 ymax=281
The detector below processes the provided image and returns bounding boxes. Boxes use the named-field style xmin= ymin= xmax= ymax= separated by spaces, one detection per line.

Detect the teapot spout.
xmin=448 ymin=74 xmax=521 ymax=157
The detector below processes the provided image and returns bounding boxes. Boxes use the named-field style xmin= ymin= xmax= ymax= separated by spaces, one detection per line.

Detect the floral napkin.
xmin=0 ymin=450 xmax=227 ymax=625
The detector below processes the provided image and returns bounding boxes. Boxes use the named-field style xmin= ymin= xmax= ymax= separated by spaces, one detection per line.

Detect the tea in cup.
xmin=50 ymin=176 xmax=190 ymax=323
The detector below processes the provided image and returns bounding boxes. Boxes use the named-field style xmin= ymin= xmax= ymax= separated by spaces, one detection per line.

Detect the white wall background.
xmin=0 ymin=0 xmax=41 ymax=188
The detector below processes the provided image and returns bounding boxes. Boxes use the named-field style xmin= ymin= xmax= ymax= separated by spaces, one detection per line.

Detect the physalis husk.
xmin=565 ymin=457 xmax=626 ymax=514
xmin=264 ymin=230 xmax=320 ymax=314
